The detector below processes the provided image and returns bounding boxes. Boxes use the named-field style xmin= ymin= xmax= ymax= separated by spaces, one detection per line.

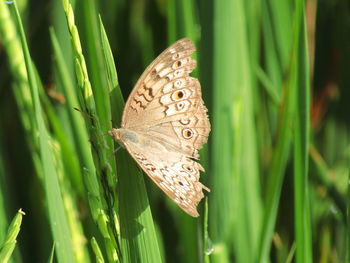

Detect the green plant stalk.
xmin=61 ymin=0 xmax=120 ymax=260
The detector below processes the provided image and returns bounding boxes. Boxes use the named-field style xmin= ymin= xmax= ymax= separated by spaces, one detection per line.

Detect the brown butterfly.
xmin=109 ymin=38 xmax=210 ymax=217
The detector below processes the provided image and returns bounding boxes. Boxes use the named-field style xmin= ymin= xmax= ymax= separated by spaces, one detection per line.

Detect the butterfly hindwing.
xmin=124 ymin=143 xmax=208 ymax=217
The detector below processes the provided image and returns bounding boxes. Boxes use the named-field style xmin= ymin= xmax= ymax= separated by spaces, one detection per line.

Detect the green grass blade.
xmin=203 ymin=198 xmax=212 ymax=263
xmin=0 ymin=150 xmax=9 ymax=249
xmin=11 ymin=2 xmax=76 ymax=262
xmin=211 ymin=1 xmax=262 ymax=262
xmin=80 ymin=0 xmax=110 ymax=128
xmin=99 ymin=16 xmax=163 ymax=263
xmin=98 ymin=16 xmax=123 ymax=118
xmin=166 ymin=0 xmax=177 ymax=43
xmin=91 ymin=237 xmax=105 ymax=263
xmin=347 ymin=170 xmax=350 ymax=262
xmin=47 ymin=243 xmax=55 ymax=263
xmin=61 ymin=1 xmax=121 ymax=260
xmin=257 ymin=82 xmax=294 ymax=262
xmin=293 ymin=6 xmax=313 ymax=263
xmin=257 ymin=2 xmax=294 ymax=260
xmin=0 ymin=0 xmax=42 ymax=177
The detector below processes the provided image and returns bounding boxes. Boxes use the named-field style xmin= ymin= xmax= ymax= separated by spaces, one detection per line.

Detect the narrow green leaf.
xmin=293 ymin=9 xmax=313 ymax=263
xmin=99 ymin=16 xmax=163 ymax=263
xmin=11 ymin=2 xmax=76 ymax=262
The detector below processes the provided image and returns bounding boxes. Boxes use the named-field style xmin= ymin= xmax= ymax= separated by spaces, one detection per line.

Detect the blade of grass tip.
xmin=98 ymin=16 xmax=123 ymax=116
xmin=203 ymin=198 xmax=213 ymax=263
xmin=347 ymin=170 xmax=350 ymax=262
xmin=91 ymin=237 xmax=105 ymax=263
xmin=0 ymin=209 xmax=25 ymax=263
xmin=61 ymin=1 xmax=121 ymax=261
xmin=293 ymin=2 xmax=312 ymax=262
xmin=11 ymin=2 xmax=76 ymax=262
xmin=48 ymin=242 xmax=55 ymax=263
xmin=99 ymin=16 xmax=163 ymax=263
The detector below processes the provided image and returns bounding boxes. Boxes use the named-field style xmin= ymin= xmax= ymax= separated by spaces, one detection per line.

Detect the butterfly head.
xmin=108 ymin=128 xmax=121 ymax=141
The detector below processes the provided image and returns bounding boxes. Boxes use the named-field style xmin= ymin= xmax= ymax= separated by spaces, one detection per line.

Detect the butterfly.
xmin=109 ymin=38 xmax=210 ymax=217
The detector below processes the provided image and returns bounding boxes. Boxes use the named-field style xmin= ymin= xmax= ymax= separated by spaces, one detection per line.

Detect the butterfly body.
xmin=110 ymin=38 xmax=210 ymax=217
xmin=109 ymin=128 xmax=171 ymax=153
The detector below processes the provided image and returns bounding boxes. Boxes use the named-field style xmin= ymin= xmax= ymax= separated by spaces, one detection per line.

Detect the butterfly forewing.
xmin=121 ymin=38 xmax=197 ymax=128
xmin=111 ymin=38 xmax=210 ymax=217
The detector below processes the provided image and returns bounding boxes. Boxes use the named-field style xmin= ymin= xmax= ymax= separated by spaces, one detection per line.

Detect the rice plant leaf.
xmin=99 ymin=16 xmax=163 ymax=263
xmin=293 ymin=5 xmax=313 ymax=263
xmin=11 ymin=2 xmax=75 ymax=262
xmin=211 ymin=1 xmax=262 ymax=262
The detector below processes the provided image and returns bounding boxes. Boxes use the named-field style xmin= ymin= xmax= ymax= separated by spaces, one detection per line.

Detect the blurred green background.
xmin=0 ymin=0 xmax=349 ymax=262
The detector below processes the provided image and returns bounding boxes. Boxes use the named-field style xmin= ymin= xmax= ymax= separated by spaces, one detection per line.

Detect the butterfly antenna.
xmin=109 ymin=145 xmax=122 ymax=158
xmin=74 ymin=107 xmax=118 ymax=131
xmin=74 ymin=107 xmax=99 ymax=122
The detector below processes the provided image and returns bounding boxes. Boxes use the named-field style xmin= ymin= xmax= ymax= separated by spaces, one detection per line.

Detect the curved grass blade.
xmin=100 ymin=17 xmax=163 ymax=263
xmin=11 ymin=2 xmax=76 ymax=262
